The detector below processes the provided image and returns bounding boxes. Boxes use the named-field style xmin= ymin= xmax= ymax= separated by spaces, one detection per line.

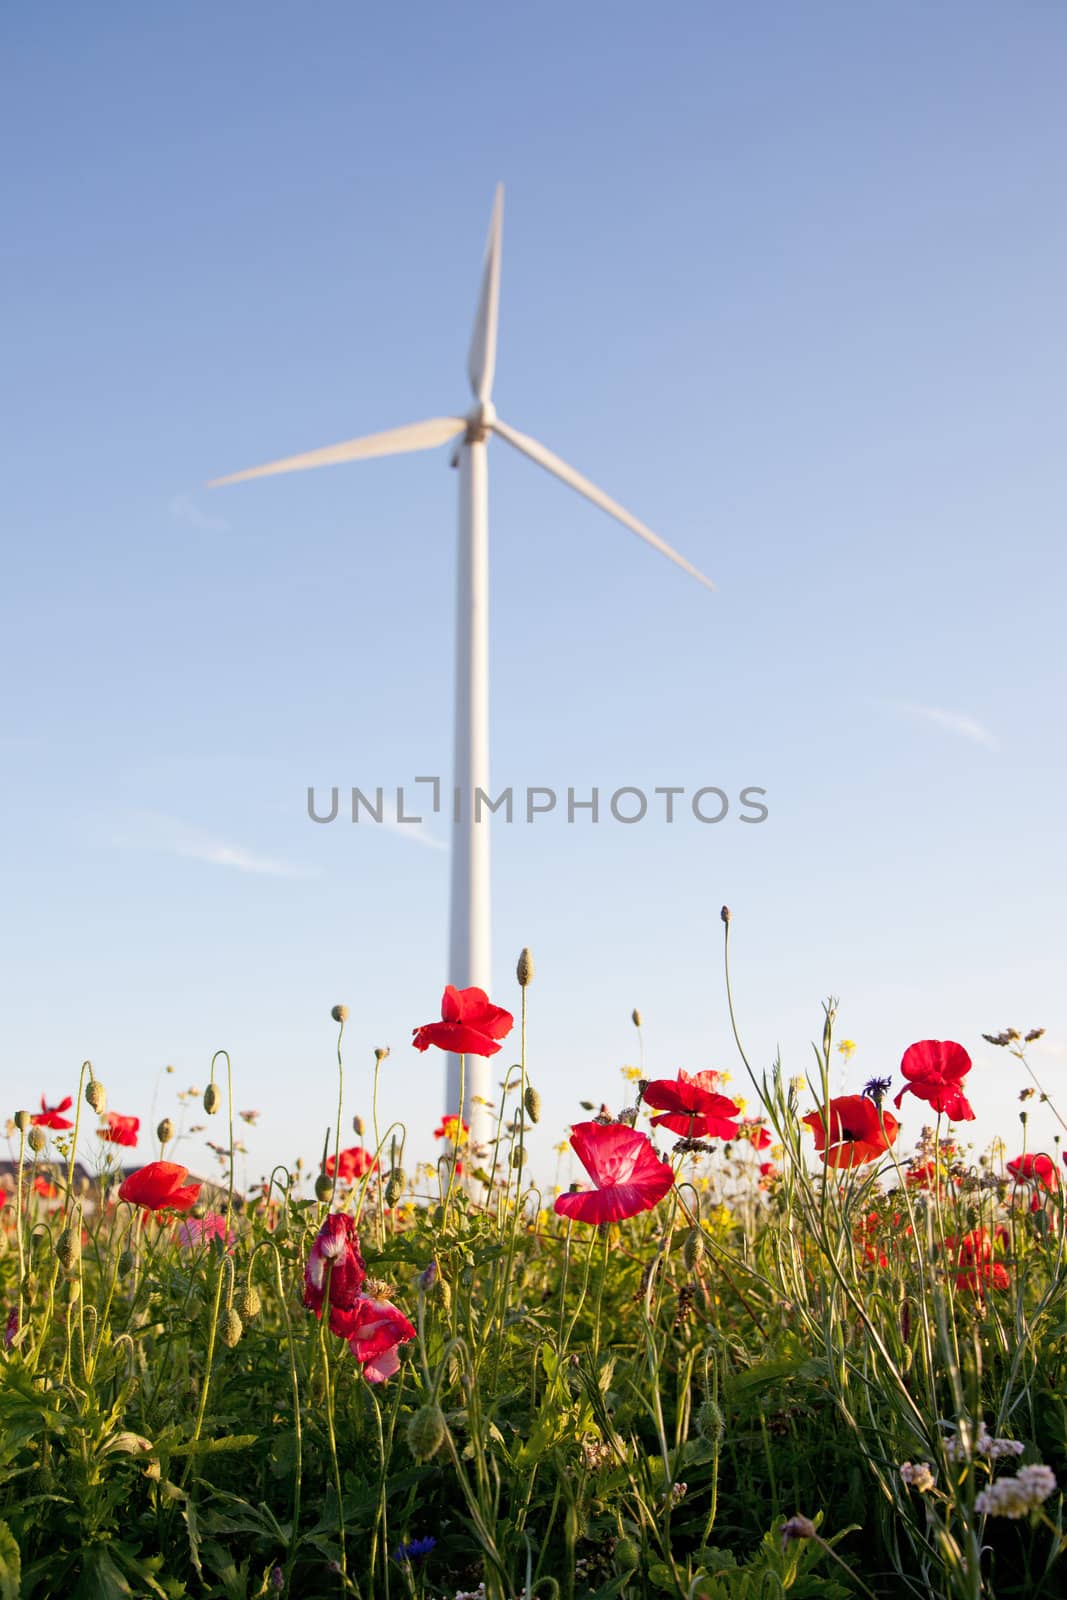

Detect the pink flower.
xmin=303 ymin=1214 xmax=366 ymax=1320
xmin=330 ymin=1295 xmax=416 ymax=1384
xmin=177 ymin=1212 xmax=233 ymax=1248
xmin=553 ymin=1121 xmax=675 ymax=1225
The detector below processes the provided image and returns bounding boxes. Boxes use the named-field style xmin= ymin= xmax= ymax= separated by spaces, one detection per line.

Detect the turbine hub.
xmin=464 ymin=398 xmax=496 ymax=441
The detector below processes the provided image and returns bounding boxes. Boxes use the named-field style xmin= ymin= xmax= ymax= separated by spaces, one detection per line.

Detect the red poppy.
xmin=32 ymin=1175 xmax=59 ymax=1199
xmin=1007 ymin=1153 xmax=1058 ymax=1189
xmin=324 ymin=1146 xmax=378 ymax=1182
xmin=893 ymin=1040 xmax=975 ymax=1122
xmin=31 ymin=1096 xmax=74 ymax=1131
xmin=906 ymin=1160 xmax=961 ymax=1191
xmin=330 ymin=1294 xmax=416 ymax=1383
xmin=118 ymin=1161 xmax=201 ymax=1213
xmin=412 ymin=986 xmax=514 ymax=1057
xmin=948 ymin=1226 xmax=1010 ymax=1293
xmin=641 ymin=1070 xmax=740 ymax=1139
xmin=554 ymin=1121 xmax=674 ymax=1225
xmin=802 ymin=1095 xmax=899 ymax=1169
xmin=303 ymin=1213 xmax=366 ymax=1320
xmin=434 ymin=1115 xmax=469 ymax=1143
xmin=99 ymin=1113 xmax=140 ymax=1147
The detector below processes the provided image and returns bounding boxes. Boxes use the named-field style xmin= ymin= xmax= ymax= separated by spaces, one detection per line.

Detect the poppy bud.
xmin=632 ymin=1009 xmax=642 ymax=1028
xmin=117 ymin=1248 xmax=135 ymax=1277
xmin=682 ymin=1227 xmax=705 ymax=1272
xmin=237 ymin=1282 xmax=262 ymax=1320
xmin=157 ymin=1118 xmax=174 ymax=1145
xmin=220 ymin=1307 xmax=243 ymax=1348
xmin=203 ymin=1083 xmax=221 ymax=1116
xmin=614 ymin=1538 xmax=640 ymax=1573
xmin=28 ymin=1127 xmax=47 ymax=1153
xmin=374 ymin=1047 xmax=389 ymax=1063
xmin=417 ymin=1260 xmax=439 ymax=1292
xmin=720 ymin=905 xmax=731 ymax=924
xmin=56 ymin=1227 xmax=80 ymax=1271
xmin=780 ymin=1515 xmax=816 ymax=1546
xmin=314 ymin=1174 xmax=334 ymax=1202
xmin=696 ymin=1398 xmax=724 ymax=1442
xmin=14 ymin=1109 xmax=32 ymax=1133
xmin=385 ymin=1170 xmax=406 ymax=1207
xmin=523 ymin=1086 xmax=542 ymax=1123
xmin=67 ymin=1278 xmax=81 ymax=1305
xmin=331 ymin=1005 xmax=349 ymax=1023
xmin=511 ymin=1148 xmax=524 ymax=1170
xmin=580 ymin=1101 xmax=595 ymax=1112
xmin=86 ymin=1080 xmax=107 ymax=1114
xmin=407 ymin=1402 xmax=446 ymax=1462
xmin=352 ymin=1115 xmax=365 ymax=1137
xmin=516 ymin=947 xmax=534 ymax=987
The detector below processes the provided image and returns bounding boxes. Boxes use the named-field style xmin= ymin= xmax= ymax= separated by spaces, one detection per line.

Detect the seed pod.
xmin=385 ymin=1170 xmax=406 ymax=1207
xmin=237 ymin=1282 xmax=262 ymax=1320
xmin=331 ymin=1004 xmax=349 ymax=1023
xmin=14 ymin=1110 xmax=31 ymax=1132
xmin=374 ymin=1046 xmax=389 ymax=1063
xmin=614 ymin=1538 xmax=640 ymax=1573
xmin=86 ymin=1080 xmax=107 ymax=1114
xmin=28 ymin=1126 xmax=47 ymax=1153
xmin=696 ymin=1398 xmax=724 ymax=1442
xmin=682 ymin=1227 xmax=705 ymax=1272
xmin=314 ymin=1173 xmax=333 ymax=1202
xmin=56 ymin=1226 xmax=80 ymax=1271
xmin=220 ymin=1307 xmax=243 ymax=1348
xmin=157 ymin=1118 xmax=174 ymax=1144
xmin=203 ymin=1083 xmax=221 ymax=1116
xmin=516 ymin=947 xmax=534 ymax=987
xmin=117 ymin=1248 xmax=135 ymax=1277
xmin=407 ymin=1402 xmax=446 ymax=1462
xmin=523 ymin=1086 xmax=542 ymax=1123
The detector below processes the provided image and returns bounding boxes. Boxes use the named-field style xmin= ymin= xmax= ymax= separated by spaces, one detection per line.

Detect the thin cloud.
xmin=169 ymin=493 xmax=230 ymax=534
xmin=887 ymin=701 xmax=999 ymax=751
xmin=116 ymin=813 xmax=317 ymax=879
xmin=380 ymin=793 xmax=447 ymax=852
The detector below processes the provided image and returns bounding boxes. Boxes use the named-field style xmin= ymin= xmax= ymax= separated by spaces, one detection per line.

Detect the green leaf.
xmin=166 ymin=1433 xmax=258 ymax=1458
xmin=0 ymin=1522 xmax=21 ymax=1600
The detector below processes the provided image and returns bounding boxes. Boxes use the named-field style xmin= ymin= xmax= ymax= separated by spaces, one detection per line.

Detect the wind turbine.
xmin=209 ymin=185 xmax=714 ymax=1154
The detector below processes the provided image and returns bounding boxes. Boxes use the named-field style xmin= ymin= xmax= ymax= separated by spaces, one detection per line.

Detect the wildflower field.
xmin=2 ymin=920 xmax=1065 ymax=1600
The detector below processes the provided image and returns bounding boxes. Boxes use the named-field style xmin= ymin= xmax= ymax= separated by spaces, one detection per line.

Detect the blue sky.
xmin=3 ymin=3 xmax=1065 ymax=1189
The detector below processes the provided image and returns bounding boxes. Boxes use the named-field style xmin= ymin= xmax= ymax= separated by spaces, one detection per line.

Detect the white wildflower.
xmin=900 ymin=1462 xmax=936 ymax=1492
xmin=975 ymin=1465 xmax=1057 ymax=1519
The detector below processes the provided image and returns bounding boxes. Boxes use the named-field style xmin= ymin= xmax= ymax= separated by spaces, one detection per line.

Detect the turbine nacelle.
xmin=464 ymin=398 xmax=497 ymax=443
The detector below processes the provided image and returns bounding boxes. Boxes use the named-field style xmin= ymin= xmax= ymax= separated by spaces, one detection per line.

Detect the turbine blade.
xmin=209 ymin=416 xmax=466 ymax=487
xmin=467 ymin=184 xmax=504 ymax=403
xmin=492 ymin=418 xmax=715 ymax=591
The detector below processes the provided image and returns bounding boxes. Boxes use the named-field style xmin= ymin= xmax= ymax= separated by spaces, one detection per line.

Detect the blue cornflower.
xmin=393 ymin=1536 xmax=437 ymax=1564
xmin=862 ymin=1076 xmax=893 ymax=1108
